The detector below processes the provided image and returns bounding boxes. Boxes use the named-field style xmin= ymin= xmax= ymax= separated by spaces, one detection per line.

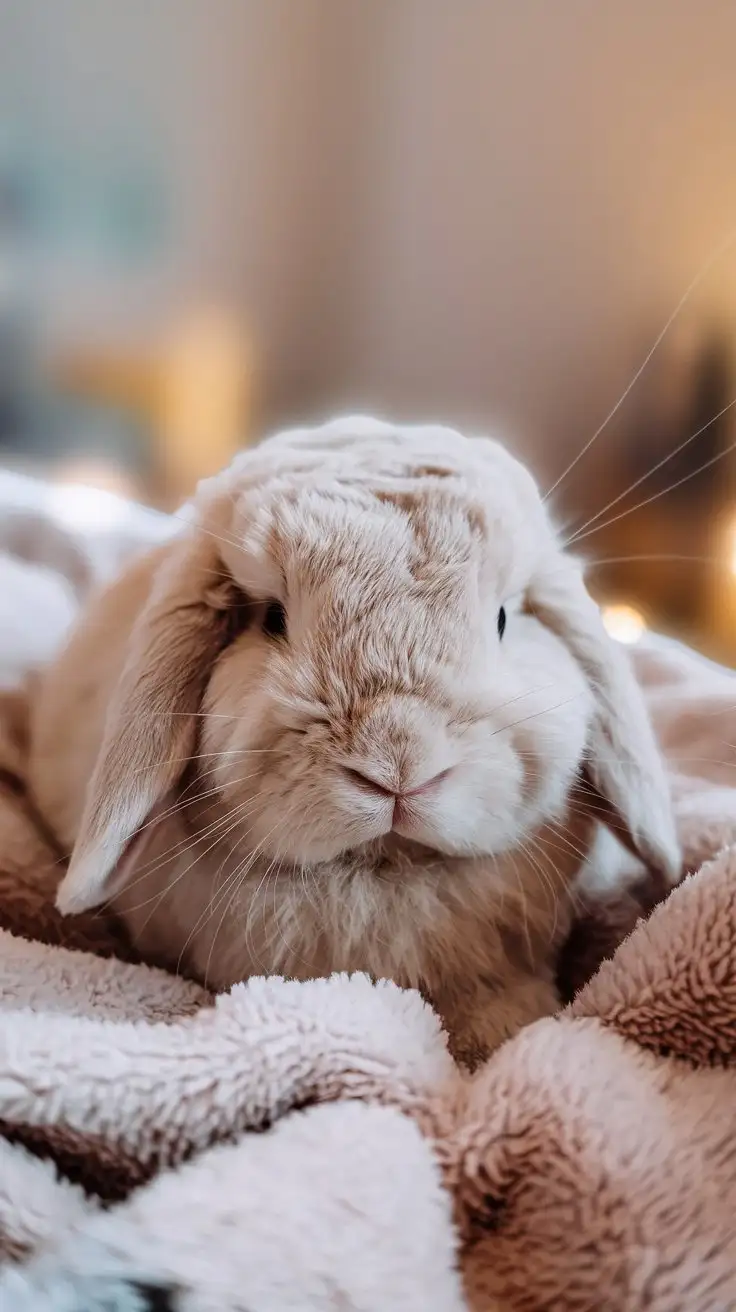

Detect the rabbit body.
xmin=29 ymin=418 xmax=679 ymax=1063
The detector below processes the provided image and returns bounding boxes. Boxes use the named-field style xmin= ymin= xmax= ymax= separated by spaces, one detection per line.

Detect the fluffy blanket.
xmin=0 ymin=477 xmax=735 ymax=1311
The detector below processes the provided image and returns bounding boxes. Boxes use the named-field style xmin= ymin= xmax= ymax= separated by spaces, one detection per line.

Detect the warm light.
xmin=727 ymin=517 xmax=736 ymax=577
xmin=601 ymin=603 xmax=646 ymax=645
xmin=157 ymin=306 xmax=252 ymax=502
xmin=53 ymin=456 xmax=137 ymax=499
xmin=49 ymin=461 xmax=138 ymax=533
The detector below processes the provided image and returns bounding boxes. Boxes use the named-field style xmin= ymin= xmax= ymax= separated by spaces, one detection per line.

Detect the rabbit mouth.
xmin=390 ymin=797 xmax=426 ymax=838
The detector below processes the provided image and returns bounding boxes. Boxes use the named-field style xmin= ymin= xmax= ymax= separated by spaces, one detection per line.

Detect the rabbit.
xmin=28 ymin=416 xmax=680 ymax=1064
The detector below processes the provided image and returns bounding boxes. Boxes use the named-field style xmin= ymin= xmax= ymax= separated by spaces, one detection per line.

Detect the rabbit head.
xmin=55 ymin=416 xmax=679 ymax=922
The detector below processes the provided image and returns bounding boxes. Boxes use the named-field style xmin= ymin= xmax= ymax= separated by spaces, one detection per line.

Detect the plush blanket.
xmin=0 ymin=477 xmax=735 ymax=1311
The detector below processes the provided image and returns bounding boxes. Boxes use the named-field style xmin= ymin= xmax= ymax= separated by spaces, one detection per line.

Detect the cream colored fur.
xmin=29 ymin=417 xmax=680 ymax=1061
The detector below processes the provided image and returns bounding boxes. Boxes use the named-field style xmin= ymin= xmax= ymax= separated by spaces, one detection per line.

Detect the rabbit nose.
xmin=343 ymin=765 xmax=452 ymax=800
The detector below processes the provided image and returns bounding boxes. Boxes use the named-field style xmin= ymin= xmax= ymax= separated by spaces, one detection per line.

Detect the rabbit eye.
xmin=497 ymin=606 xmax=507 ymax=639
xmin=263 ymin=600 xmax=288 ymax=640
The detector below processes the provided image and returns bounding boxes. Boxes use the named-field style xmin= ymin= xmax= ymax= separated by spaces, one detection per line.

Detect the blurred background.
xmin=3 ymin=1 xmax=736 ymax=660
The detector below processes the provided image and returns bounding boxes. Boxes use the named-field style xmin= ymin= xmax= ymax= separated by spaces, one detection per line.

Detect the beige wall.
xmin=4 ymin=0 xmax=736 ymax=493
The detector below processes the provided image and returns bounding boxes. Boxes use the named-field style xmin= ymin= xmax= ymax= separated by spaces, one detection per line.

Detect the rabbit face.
xmin=52 ymin=416 xmax=679 ymax=982
xmin=201 ymin=470 xmax=592 ymax=868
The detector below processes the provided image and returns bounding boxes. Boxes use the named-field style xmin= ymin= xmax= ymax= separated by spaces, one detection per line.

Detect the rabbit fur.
xmin=28 ymin=416 xmax=680 ymax=1063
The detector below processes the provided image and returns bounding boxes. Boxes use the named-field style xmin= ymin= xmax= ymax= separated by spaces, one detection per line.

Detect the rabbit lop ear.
xmin=529 ymin=564 xmax=680 ymax=885
xmin=56 ymin=525 xmax=237 ymax=914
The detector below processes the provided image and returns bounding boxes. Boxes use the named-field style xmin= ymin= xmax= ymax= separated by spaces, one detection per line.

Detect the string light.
xmin=601 ymin=602 xmax=647 ymax=645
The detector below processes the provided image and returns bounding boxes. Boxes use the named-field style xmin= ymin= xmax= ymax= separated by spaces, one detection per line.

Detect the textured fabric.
xmin=0 ymin=480 xmax=735 ymax=1310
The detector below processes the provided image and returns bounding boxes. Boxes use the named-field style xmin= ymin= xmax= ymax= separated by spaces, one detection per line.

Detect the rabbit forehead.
xmin=208 ymin=421 xmax=552 ymax=600
xmin=220 ymin=474 xmax=548 ymax=605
